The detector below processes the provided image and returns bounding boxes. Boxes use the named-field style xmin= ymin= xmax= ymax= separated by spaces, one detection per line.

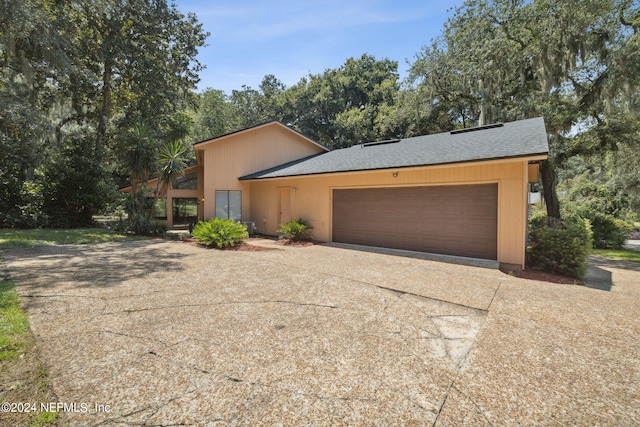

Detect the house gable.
xmin=194 ymin=121 xmax=327 ymax=221
xmin=193 ymin=121 xmax=327 ymax=153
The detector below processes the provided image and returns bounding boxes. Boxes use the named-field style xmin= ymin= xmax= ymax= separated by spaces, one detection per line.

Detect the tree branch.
xmin=619 ymin=10 xmax=638 ymax=34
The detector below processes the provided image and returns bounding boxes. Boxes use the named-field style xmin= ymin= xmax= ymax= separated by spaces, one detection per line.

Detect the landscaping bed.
xmin=180 ymin=237 xmax=276 ymax=251
xmin=500 ymin=267 xmax=580 ymax=285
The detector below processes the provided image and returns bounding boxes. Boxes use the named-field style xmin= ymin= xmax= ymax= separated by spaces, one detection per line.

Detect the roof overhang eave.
xmin=239 ymin=152 xmax=549 ymax=181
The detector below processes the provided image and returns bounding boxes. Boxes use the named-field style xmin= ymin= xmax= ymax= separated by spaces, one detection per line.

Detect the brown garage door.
xmin=332 ymin=184 xmax=498 ymax=260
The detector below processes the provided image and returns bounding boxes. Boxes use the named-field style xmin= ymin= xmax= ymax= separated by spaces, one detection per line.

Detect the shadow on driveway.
xmin=588 ymin=254 xmax=640 ymax=272
xmin=584 ymin=255 xmax=640 ymax=292
xmin=2 ymin=240 xmax=188 ymax=305
xmin=583 ymin=264 xmax=613 ymax=291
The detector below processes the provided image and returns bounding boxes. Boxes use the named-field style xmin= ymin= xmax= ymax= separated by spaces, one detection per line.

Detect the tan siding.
xmin=249 ymin=160 xmax=529 ymax=268
xmin=528 ymin=163 xmax=540 ymax=183
xmin=199 ymin=124 xmax=326 ymax=220
xmin=197 ymin=165 xmax=205 ymax=220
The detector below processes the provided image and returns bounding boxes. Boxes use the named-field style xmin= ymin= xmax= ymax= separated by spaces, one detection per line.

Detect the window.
xmin=173 ymin=198 xmax=198 ymax=226
xmin=153 ymin=199 xmax=167 ymax=220
xmin=174 ymin=172 xmax=197 ymax=189
xmin=215 ymin=191 xmax=241 ymax=221
xmin=145 ymin=198 xmax=167 ymax=220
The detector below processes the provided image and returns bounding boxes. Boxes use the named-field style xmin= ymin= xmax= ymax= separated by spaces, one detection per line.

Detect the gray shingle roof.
xmin=240 ymin=117 xmax=548 ymax=180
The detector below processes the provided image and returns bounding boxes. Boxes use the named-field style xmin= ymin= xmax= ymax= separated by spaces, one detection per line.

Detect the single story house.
xmin=131 ymin=117 xmax=549 ymax=269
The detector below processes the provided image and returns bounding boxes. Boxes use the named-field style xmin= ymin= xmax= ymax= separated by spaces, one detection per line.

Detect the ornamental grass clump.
xmin=277 ymin=219 xmax=313 ymax=242
xmin=192 ymin=218 xmax=248 ymax=248
xmin=527 ymin=212 xmax=593 ymax=279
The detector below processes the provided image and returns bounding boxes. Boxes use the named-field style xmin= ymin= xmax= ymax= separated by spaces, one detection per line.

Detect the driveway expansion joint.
xmin=486 ymin=279 xmax=504 ymax=311
xmin=102 ymin=299 xmax=339 ymax=315
xmin=432 ymin=381 xmax=455 ymax=427
xmin=376 ymin=285 xmax=490 ymax=313
xmin=240 ymin=253 xmax=492 ymax=311
xmin=450 ymin=384 xmax=496 ymax=426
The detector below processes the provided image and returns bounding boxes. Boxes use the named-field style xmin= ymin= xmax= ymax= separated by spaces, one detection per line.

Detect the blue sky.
xmin=173 ymin=0 xmax=462 ymax=94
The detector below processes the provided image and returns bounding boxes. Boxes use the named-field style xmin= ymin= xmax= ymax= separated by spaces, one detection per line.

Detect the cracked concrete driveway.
xmin=3 ymin=240 xmax=640 ymax=426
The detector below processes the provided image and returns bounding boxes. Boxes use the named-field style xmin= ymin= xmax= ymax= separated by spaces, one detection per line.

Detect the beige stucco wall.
xmin=247 ymin=159 xmax=541 ymax=268
xmin=195 ymin=123 xmax=326 ymax=221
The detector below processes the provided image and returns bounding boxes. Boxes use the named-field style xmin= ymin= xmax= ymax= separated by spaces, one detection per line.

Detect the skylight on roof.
xmin=450 ymin=123 xmax=504 ymax=135
xmin=362 ymin=139 xmax=401 ymax=148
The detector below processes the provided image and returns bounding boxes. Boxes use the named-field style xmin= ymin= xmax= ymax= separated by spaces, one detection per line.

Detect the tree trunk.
xmin=540 ymin=159 xmax=561 ymax=224
xmin=478 ymin=79 xmax=493 ymax=126
xmin=95 ymin=58 xmax=113 ymax=158
xmin=147 ymin=181 xmax=161 ymax=222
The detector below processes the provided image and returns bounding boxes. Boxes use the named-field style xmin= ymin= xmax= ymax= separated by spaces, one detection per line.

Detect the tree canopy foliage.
xmin=407 ymin=0 xmax=640 ymax=220
xmin=1 ymin=0 xmax=207 ymax=227
xmin=190 ymin=54 xmax=401 ymax=149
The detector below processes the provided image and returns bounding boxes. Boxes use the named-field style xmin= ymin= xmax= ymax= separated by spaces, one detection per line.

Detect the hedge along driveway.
xmin=4 ymin=239 xmax=640 ymax=425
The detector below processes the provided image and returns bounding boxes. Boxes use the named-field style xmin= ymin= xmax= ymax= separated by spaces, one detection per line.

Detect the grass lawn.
xmin=0 ymin=275 xmax=30 ymax=361
xmin=592 ymin=248 xmax=640 ymax=263
xmin=0 ymin=227 xmax=146 ymax=248
xmin=0 ymin=262 xmax=59 ymax=426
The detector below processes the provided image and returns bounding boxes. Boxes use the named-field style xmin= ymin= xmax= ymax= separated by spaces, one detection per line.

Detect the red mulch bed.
xmin=500 ymin=267 xmax=580 ymax=285
xmin=274 ymin=238 xmax=319 ymax=247
xmin=179 ymin=237 xmax=276 ymax=251
xmin=221 ymin=242 xmax=275 ymax=251
xmin=187 ymin=238 xmax=321 ymax=249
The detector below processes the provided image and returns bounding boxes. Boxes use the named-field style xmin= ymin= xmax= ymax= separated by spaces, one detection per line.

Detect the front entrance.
xmin=279 ymin=188 xmax=291 ymax=225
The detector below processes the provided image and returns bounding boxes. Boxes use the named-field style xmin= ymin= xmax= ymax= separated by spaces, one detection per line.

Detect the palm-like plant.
xmin=148 ymin=139 xmax=188 ymax=220
xmin=127 ymin=123 xmax=157 ymax=223
xmin=158 ymin=140 xmax=188 ymax=195
xmin=128 ymin=124 xmax=156 ymax=193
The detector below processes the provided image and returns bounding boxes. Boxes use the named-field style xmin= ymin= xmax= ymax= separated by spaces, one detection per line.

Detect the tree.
xmin=612 ymin=141 xmax=640 ymax=214
xmin=1 ymin=0 xmax=208 ymax=228
xmin=148 ymin=140 xmax=188 ymax=221
xmin=123 ymin=123 xmax=157 ymax=225
xmin=286 ymin=54 xmax=400 ymax=148
xmin=228 ymin=74 xmax=288 ymax=129
xmin=0 ymin=0 xmax=73 ymax=227
xmin=126 ymin=123 xmax=157 ymax=196
xmin=42 ymin=134 xmax=112 ymax=227
xmin=229 ymin=85 xmax=267 ymax=129
xmin=188 ymin=56 xmax=403 ymax=150
xmin=409 ymin=0 xmax=640 ymax=221
xmin=70 ymin=0 xmax=208 ymax=156
xmin=189 ymin=89 xmax=241 ymax=141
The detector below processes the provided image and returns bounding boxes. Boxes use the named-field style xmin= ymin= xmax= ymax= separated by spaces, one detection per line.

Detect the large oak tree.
xmin=408 ymin=0 xmax=640 ymax=220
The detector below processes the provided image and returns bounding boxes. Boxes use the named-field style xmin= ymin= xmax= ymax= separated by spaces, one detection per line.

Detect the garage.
xmin=332 ymin=184 xmax=498 ymax=260
xmin=242 ymin=117 xmax=549 ymax=268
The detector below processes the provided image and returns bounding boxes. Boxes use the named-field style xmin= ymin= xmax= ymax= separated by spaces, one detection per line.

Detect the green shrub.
xmin=277 ymin=219 xmax=313 ymax=242
xmin=527 ymin=212 xmax=593 ymax=279
xmin=145 ymin=221 xmax=168 ymax=237
xmin=129 ymin=215 xmax=168 ymax=236
xmin=192 ymin=218 xmax=248 ymax=248
xmin=589 ymin=214 xmax=632 ymax=249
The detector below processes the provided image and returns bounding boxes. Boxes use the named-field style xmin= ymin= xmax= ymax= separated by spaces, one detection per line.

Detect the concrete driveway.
xmin=3 ymin=240 xmax=639 ymax=426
